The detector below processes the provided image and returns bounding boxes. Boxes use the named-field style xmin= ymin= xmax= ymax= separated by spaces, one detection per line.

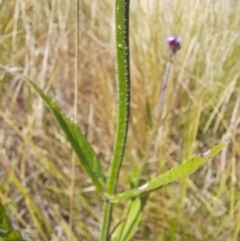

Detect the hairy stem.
xmin=100 ymin=0 xmax=131 ymax=240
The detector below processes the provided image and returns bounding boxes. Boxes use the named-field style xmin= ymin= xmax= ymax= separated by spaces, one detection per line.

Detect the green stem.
xmin=107 ymin=0 xmax=130 ymax=194
xmin=100 ymin=0 xmax=131 ymax=240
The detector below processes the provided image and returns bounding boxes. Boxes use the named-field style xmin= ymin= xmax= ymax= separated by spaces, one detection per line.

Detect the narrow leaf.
xmin=123 ymin=197 xmax=147 ymax=241
xmin=130 ymin=164 xmax=141 ymax=188
xmin=29 ymin=81 xmax=106 ymax=193
xmin=110 ymin=144 xmax=224 ymax=203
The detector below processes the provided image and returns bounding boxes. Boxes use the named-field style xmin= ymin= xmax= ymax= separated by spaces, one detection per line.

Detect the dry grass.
xmin=0 ymin=0 xmax=240 ymax=240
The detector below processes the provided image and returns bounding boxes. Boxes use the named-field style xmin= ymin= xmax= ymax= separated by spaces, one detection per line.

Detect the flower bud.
xmin=166 ymin=35 xmax=181 ymax=53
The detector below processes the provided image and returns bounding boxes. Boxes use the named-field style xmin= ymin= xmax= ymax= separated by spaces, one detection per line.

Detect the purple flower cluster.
xmin=166 ymin=35 xmax=182 ymax=54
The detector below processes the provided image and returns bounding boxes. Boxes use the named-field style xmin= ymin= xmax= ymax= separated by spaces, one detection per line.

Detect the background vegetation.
xmin=0 ymin=0 xmax=240 ymax=240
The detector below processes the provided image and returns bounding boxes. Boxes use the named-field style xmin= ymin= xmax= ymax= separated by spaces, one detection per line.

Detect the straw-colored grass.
xmin=1 ymin=0 xmax=240 ymax=240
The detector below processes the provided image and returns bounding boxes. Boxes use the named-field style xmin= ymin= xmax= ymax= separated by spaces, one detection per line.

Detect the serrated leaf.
xmin=0 ymin=203 xmax=13 ymax=236
xmin=110 ymin=144 xmax=224 ymax=203
xmin=29 ymin=81 xmax=106 ymax=193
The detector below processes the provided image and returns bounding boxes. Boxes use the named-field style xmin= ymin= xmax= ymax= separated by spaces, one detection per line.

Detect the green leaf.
xmin=29 ymin=81 xmax=106 ymax=194
xmin=1 ymin=230 xmax=22 ymax=241
xmin=0 ymin=203 xmax=13 ymax=236
xmin=0 ymin=204 xmax=24 ymax=241
xmin=111 ymin=196 xmax=148 ymax=241
xmin=130 ymin=164 xmax=141 ymax=188
xmin=110 ymin=144 xmax=224 ymax=203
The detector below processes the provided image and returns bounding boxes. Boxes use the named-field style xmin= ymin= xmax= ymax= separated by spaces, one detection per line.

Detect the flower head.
xmin=166 ymin=35 xmax=182 ymax=54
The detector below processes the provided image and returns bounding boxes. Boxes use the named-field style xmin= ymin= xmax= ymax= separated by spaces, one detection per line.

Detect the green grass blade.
xmin=29 ymin=81 xmax=106 ymax=194
xmin=110 ymin=144 xmax=224 ymax=203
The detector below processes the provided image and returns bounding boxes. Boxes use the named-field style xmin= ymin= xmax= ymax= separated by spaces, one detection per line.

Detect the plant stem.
xmin=156 ymin=55 xmax=175 ymax=121
xmin=69 ymin=0 xmax=80 ymax=240
xmin=107 ymin=0 xmax=130 ymax=194
xmin=100 ymin=0 xmax=131 ymax=240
